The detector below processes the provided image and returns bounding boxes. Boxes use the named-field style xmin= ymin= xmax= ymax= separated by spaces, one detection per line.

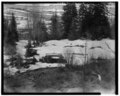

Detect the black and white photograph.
xmin=2 ymin=1 xmax=117 ymax=94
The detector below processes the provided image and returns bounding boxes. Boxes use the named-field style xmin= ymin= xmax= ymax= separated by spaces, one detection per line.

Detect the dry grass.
xmin=4 ymin=59 xmax=115 ymax=93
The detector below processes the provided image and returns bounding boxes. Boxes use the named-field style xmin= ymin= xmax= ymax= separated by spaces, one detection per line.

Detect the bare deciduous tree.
xmin=26 ymin=4 xmax=47 ymax=45
xmin=63 ymin=48 xmax=74 ymax=65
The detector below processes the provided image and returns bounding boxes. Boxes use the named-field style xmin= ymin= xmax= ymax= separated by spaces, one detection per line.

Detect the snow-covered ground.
xmin=5 ymin=39 xmax=115 ymax=62
xmin=33 ymin=39 xmax=115 ymax=64
xmin=8 ymin=39 xmax=115 ymax=63
xmin=4 ymin=39 xmax=115 ymax=75
xmin=4 ymin=63 xmax=65 ymax=75
xmin=12 ymin=39 xmax=115 ymax=63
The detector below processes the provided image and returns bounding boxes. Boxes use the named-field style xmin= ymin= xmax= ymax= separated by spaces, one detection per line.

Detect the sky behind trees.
xmin=4 ymin=3 xmax=115 ymax=18
xmin=3 ymin=3 xmax=115 ymax=30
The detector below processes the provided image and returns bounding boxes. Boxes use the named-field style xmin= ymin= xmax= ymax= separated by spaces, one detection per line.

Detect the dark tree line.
xmin=60 ymin=2 xmax=112 ymax=40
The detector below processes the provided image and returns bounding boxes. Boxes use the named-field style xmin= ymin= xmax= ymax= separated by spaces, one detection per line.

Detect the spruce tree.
xmin=50 ymin=13 xmax=58 ymax=40
xmin=78 ymin=3 xmax=92 ymax=39
xmin=78 ymin=3 xmax=110 ymax=40
xmin=57 ymin=20 xmax=65 ymax=40
xmin=90 ymin=3 xmax=110 ymax=40
xmin=69 ymin=16 xmax=80 ymax=40
xmin=6 ymin=13 xmax=18 ymax=45
xmin=62 ymin=3 xmax=77 ymax=39
xmin=50 ymin=12 xmax=64 ymax=40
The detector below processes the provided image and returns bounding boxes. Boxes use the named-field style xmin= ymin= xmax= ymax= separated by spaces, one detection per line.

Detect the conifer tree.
xmin=6 ymin=13 xmax=18 ymax=45
xmin=90 ymin=3 xmax=110 ymax=40
xmin=50 ymin=13 xmax=58 ymax=40
xmin=78 ymin=3 xmax=110 ymax=40
xmin=62 ymin=3 xmax=77 ymax=39
xmin=69 ymin=16 xmax=80 ymax=40
xmin=50 ymin=12 xmax=64 ymax=40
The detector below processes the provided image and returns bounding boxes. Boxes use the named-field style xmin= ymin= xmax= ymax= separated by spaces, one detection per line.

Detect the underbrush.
xmin=4 ymin=74 xmax=24 ymax=89
xmin=32 ymin=67 xmax=83 ymax=89
xmin=88 ymin=59 xmax=115 ymax=83
xmin=4 ymin=59 xmax=115 ymax=92
xmin=64 ymin=58 xmax=115 ymax=91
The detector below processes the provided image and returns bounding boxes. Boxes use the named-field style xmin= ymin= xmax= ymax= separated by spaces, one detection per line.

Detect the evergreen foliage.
xmin=89 ymin=3 xmax=110 ymax=40
xmin=6 ymin=13 xmax=18 ymax=45
xmin=69 ymin=16 xmax=81 ymax=40
xmin=78 ymin=3 xmax=110 ymax=40
xmin=50 ymin=12 xmax=64 ymax=40
xmin=62 ymin=3 xmax=77 ymax=39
